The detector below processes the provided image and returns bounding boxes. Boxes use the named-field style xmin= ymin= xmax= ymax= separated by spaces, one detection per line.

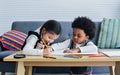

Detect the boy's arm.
xmin=78 ymin=42 xmax=98 ymax=54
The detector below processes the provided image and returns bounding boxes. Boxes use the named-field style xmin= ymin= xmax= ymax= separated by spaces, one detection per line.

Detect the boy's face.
xmin=72 ymin=28 xmax=89 ymax=44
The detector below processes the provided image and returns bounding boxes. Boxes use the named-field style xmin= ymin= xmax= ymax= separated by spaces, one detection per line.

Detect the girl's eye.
xmin=48 ymin=36 xmax=53 ymax=40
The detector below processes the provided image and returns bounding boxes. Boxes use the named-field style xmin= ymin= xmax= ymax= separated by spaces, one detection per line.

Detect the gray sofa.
xmin=0 ymin=21 xmax=110 ymax=75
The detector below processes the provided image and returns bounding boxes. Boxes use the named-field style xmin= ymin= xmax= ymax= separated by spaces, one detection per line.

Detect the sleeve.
xmin=79 ymin=42 xmax=98 ymax=54
xmin=51 ymin=39 xmax=71 ymax=51
xmin=22 ymin=34 xmax=43 ymax=55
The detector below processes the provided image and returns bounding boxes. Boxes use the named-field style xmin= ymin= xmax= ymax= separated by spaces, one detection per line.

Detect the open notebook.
xmin=99 ymin=49 xmax=120 ymax=57
xmin=51 ymin=49 xmax=98 ymax=56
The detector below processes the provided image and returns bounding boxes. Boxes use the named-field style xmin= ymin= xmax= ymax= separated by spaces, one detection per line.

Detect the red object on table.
xmin=89 ymin=51 xmax=108 ymax=58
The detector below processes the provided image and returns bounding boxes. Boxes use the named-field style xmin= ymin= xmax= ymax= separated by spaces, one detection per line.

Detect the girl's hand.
xmin=43 ymin=47 xmax=53 ymax=56
xmin=36 ymin=42 xmax=44 ymax=49
xmin=47 ymin=46 xmax=54 ymax=52
xmin=43 ymin=48 xmax=50 ymax=56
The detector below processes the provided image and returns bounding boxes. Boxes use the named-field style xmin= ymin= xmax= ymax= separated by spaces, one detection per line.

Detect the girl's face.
xmin=72 ymin=28 xmax=89 ymax=44
xmin=41 ymin=28 xmax=59 ymax=43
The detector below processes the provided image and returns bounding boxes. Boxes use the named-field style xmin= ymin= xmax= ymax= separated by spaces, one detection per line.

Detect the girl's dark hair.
xmin=72 ymin=17 xmax=96 ymax=39
xmin=40 ymin=20 xmax=61 ymax=35
xmin=22 ymin=20 xmax=61 ymax=49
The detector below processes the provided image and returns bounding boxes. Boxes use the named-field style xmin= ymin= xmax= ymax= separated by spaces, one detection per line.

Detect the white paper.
xmin=100 ymin=49 xmax=120 ymax=57
xmin=51 ymin=48 xmax=98 ymax=56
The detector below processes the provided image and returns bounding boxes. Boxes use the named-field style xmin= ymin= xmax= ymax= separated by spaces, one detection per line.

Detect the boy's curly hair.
xmin=72 ymin=17 xmax=96 ymax=39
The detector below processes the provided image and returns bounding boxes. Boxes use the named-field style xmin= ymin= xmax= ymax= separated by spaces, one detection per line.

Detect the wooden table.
xmin=3 ymin=51 xmax=120 ymax=75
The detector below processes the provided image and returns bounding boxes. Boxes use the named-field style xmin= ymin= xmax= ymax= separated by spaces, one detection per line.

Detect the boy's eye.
xmin=78 ymin=35 xmax=82 ymax=38
xmin=73 ymin=34 xmax=82 ymax=38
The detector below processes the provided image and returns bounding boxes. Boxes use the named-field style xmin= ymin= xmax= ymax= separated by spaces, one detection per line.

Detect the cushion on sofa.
xmin=1 ymin=30 xmax=27 ymax=51
xmin=98 ymin=18 xmax=120 ymax=48
xmin=0 ymin=36 xmax=2 ymax=42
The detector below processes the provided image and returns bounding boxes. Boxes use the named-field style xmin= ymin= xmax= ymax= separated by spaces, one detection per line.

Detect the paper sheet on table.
xmin=100 ymin=49 xmax=120 ymax=57
xmin=51 ymin=49 xmax=98 ymax=56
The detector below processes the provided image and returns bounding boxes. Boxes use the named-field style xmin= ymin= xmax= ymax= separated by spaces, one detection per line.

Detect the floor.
xmin=0 ymin=72 xmax=110 ymax=75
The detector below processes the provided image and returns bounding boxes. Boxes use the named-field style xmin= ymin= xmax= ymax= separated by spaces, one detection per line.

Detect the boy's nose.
xmin=73 ymin=36 xmax=77 ymax=39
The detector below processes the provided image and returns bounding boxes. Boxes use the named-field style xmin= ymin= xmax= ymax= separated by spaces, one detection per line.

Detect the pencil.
xmin=42 ymin=39 xmax=48 ymax=48
xmin=43 ymin=56 xmax=56 ymax=59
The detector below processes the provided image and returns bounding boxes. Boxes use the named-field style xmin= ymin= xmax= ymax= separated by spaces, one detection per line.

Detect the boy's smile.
xmin=72 ymin=28 xmax=89 ymax=44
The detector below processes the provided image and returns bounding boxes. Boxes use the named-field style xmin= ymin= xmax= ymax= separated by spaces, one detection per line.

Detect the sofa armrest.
xmin=0 ymin=37 xmax=17 ymax=59
xmin=0 ymin=51 xmax=16 ymax=58
xmin=0 ymin=45 xmax=2 ymax=52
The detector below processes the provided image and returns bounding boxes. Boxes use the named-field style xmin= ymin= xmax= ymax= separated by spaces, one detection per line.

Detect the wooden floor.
xmin=0 ymin=72 xmax=110 ymax=75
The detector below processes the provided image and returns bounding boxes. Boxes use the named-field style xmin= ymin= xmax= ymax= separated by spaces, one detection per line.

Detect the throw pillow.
xmin=98 ymin=18 xmax=120 ymax=48
xmin=1 ymin=30 xmax=27 ymax=51
xmin=0 ymin=36 xmax=2 ymax=42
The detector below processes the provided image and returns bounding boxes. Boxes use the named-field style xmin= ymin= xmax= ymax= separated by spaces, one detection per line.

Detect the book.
xmin=51 ymin=49 xmax=98 ymax=56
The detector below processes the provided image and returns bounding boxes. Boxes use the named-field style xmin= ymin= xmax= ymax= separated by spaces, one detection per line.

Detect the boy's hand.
xmin=70 ymin=49 xmax=80 ymax=53
xmin=64 ymin=48 xmax=80 ymax=53
xmin=64 ymin=50 xmax=72 ymax=53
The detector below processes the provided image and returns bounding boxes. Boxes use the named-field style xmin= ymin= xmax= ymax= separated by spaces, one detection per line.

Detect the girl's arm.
xmin=23 ymin=35 xmax=43 ymax=55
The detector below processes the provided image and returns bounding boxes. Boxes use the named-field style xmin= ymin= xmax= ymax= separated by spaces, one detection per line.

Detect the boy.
xmin=50 ymin=17 xmax=98 ymax=74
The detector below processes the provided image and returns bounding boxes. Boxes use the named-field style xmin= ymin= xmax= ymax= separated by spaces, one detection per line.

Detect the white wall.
xmin=0 ymin=0 xmax=120 ymax=35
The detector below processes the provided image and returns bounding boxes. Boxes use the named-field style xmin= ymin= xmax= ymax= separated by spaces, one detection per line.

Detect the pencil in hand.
xmin=42 ymin=39 xmax=48 ymax=48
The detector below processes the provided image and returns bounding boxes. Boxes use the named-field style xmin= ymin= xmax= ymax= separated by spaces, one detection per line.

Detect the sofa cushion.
xmin=98 ymin=18 xmax=120 ymax=48
xmin=1 ymin=30 xmax=27 ymax=51
xmin=0 ymin=36 xmax=2 ymax=42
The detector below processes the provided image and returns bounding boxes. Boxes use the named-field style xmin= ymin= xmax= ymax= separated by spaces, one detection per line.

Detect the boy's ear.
xmin=86 ymin=36 xmax=89 ymax=39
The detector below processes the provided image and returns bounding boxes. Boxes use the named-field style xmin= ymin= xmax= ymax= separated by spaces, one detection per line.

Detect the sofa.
xmin=0 ymin=21 xmax=110 ymax=75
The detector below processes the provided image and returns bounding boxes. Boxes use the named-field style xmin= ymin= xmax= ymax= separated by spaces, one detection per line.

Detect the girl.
xmin=22 ymin=20 xmax=61 ymax=55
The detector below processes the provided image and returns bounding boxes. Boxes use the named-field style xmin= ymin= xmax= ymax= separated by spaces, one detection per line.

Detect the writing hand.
xmin=43 ymin=48 xmax=50 ymax=56
xmin=43 ymin=47 xmax=53 ymax=56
